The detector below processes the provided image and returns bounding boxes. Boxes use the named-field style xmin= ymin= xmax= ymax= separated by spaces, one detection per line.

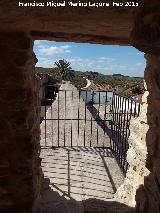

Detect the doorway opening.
xmin=34 ymin=40 xmax=145 ymax=212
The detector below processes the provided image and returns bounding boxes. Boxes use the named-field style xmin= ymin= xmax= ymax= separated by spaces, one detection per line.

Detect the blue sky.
xmin=34 ymin=40 xmax=146 ymax=77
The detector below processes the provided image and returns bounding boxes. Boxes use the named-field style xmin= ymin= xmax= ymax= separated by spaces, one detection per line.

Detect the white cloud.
xmin=99 ymin=57 xmax=114 ymax=61
xmin=37 ymin=44 xmax=72 ymax=56
xmin=35 ymin=53 xmax=145 ymax=77
xmin=65 ymin=57 xmax=115 ymax=71
xmin=36 ymin=57 xmax=54 ymax=68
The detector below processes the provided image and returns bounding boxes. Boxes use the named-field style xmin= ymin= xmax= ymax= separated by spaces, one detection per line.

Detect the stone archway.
xmin=0 ymin=0 xmax=160 ymax=212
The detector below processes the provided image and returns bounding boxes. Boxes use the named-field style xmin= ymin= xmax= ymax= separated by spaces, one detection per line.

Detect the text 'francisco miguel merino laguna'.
xmin=18 ymin=1 xmax=139 ymax=7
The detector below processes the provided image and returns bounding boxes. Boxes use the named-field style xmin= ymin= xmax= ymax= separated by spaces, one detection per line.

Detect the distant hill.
xmin=35 ymin=67 xmax=87 ymax=89
xmin=35 ymin=67 xmax=145 ymax=97
xmin=35 ymin=67 xmax=52 ymax=74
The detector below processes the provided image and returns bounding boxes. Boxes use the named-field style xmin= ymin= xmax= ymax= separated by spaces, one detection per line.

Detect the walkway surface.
xmin=40 ymin=82 xmax=124 ymax=213
xmin=41 ymin=82 xmax=111 ymax=147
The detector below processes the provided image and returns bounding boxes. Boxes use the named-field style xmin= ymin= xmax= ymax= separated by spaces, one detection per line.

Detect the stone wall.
xmin=0 ymin=0 xmax=139 ymax=45
xmin=135 ymin=54 xmax=160 ymax=213
xmin=0 ymin=0 xmax=160 ymax=212
xmin=115 ymin=83 xmax=150 ymax=207
xmin=115 ymin=54 xmax=160 ymax=213
xmin=0 ymin=32 xmax=41 ymax=212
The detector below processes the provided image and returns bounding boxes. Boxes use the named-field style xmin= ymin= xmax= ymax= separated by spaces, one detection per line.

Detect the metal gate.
xmin=40 ymin=87 xmax=113 ymax=148
xmin=40 ymin=83 xmax=141 ymax=174
xmin=110 ymin=93 xmax=141 ymax=173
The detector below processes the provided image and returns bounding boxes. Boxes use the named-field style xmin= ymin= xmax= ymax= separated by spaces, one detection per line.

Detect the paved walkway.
xmin=40 ymin=82 xmax=111 ymax=147
xmin=40 ymin=82 xmax=124 ymax=212
xmin=40 ymin=147 xmax=124 ymax=213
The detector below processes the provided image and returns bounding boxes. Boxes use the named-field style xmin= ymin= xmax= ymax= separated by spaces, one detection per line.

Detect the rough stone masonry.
xmin=0 ymin=0 xmax=160 ymax=212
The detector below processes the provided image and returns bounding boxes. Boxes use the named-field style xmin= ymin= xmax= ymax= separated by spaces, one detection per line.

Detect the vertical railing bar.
xmin=97 ymin=91 xmax=101 ymax=146
xmin=120 ymin=95 xmax=124 ymax=166
xmin=113 ymin=93 xmax=116 ymax=155
xmin=124 ymin=98 xmax=129 ymax=171
xmin=78 ymin=91 xmax=80 ymax=146
xmin=123 ymin=97 xmax=129 ymax=171
xmin=134 ymin=101 xmax=137 ymax=117
xmin=117 ymin=95 xmax=122 ymax=164
xmin=125 ymin=98 xmax=130 ymax=172
xmin=130 ymin=99 xmax=133 ymax=120
xmin=114 ymin=93 xmax=117 ymax=156
xmin=84 ymin=90 xmax=88 ymax=147
xmin=121 ymin=96 xmax=127 ymax=170
xmin=116 ymin=95 xmax=120 ymax=163
xmin=115 ymin=93 xmax=118 ymax=157
xmin=112 ymin=92 xmax=116 ymax=155
xmin=109 ymin=93 xmax=113 ymax=150
xmin=117 ymin=95 xmax=120 ymax=163
xmin=51 ymin=86 xmax=53 ymax=147
xmin=97 ymin=124 xmax=98 ymax=146
xmin=90 ymin=92 xmax=93 ymax=147
xmin=128 ymin=99 xmax=131 ymax=133
xmin=138 ymin=103 xmax=141 ymax=117
xmin=71 ymin=91 xmax=73 ymax=147
xmin=119 ymin=95 xmax=122 ymax=165
xmin=58 ymin=90 xmax=60 ymax=147
xmin=104 ymin=91 xmax=107 ymax=148
xmin=64 ymin=90 xmax=66 ymax=147
xmin=114 ymin=94 xmax=117 ymax=155
xmin=45 ymin=83 xmax=47 ymax=146
xmin=126 ymin=98 xmax=133 ymax=170
xmin=115 ymin=94 xmax=119 ymax=158
xmin=120 ymin=96 xmax=125 ymax=166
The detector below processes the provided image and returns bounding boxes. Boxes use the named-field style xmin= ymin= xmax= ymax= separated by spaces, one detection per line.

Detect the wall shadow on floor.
xmin=40 ymin=176 xmax=135 ymax=213
xmin=40 ymin=147 xmax=134 ymax=213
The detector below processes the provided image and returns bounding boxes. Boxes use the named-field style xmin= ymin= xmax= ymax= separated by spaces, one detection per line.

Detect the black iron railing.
xmin=110 ymin=92 xmax=141 ymax=174
xmin=40 ymin=85 xmax=141 ymax=174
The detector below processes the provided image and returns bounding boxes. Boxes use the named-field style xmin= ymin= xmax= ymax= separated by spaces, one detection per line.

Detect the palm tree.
xmin=54 ymin=59 xmax=72 ymax=81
